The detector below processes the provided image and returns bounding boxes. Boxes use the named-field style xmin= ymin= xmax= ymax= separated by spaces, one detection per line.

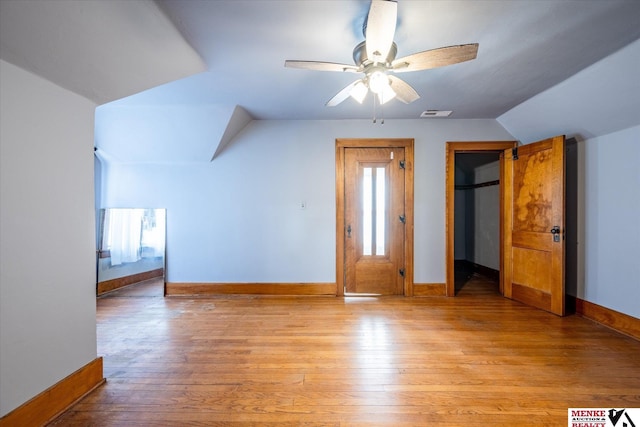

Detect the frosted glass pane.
xmin=376 ymin=167 xmax=385 ymax=255
xmin=363 ymin=168 xmax=372 ymax=256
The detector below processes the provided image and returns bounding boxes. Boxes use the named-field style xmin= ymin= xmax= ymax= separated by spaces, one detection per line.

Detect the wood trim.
xmin=97 ymin=268 xmax=164 ymax=296
xmin=336 ymin=139 xmax=414 ymax=149
xmin=335 ymin=139 xmax=414 ymax=296
xmin=575 ymin=298 xmax=640 ymax=341
xmin=550 ymin=135 xmax=566 ymax=316
xmin=335 ymin=144 xmax=346 ymax=297
xmin=445 ymin=141 xmax=516 ymax=297
xmin=501 ymin=147 xmax=513 ymax=299
xmin=166 ymin=282 xmax=337 ymax=296
xmin=0 ymin=358 xmax=104 ymax=427
xmin=97 ymin=249 xmax=111 ymax=259
xmin=404 ymin=142 xmax=415 ymax=297
xmin=413 ymin=283 xmax=446 ymax=297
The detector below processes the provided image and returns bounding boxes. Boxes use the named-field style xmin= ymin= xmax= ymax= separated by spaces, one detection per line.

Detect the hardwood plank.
xmin=49 ymin=280 xmax=640 ymax=426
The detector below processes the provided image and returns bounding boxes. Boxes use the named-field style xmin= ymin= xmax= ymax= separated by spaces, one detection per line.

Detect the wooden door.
xmin=344 ymin=147 xmax=405 ymax=295
xmin=502 ymin=135 xmax=566 ymax=315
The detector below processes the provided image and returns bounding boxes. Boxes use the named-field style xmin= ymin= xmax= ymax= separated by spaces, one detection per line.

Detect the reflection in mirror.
xmin=97 ymin=208 xmax=165 ymax=296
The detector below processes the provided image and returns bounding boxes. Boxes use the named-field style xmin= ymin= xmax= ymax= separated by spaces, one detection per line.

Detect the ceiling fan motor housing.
xmin=353 ymin=40 xmax=398 ymax=67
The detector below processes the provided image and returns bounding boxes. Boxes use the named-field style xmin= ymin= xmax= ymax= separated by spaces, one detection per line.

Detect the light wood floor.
xmin=51 ymin=275 xmax=640 ymax=426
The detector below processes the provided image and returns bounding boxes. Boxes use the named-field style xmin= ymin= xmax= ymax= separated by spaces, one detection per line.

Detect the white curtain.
xmin=141 ymin=210 xmax=166 ymax=257
xmin=105 ymin=209 xmax=144 ymax=266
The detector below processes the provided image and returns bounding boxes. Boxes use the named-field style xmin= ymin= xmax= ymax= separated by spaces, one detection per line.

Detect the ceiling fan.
xmin=285 ymin=0 xmax=479 ymax=108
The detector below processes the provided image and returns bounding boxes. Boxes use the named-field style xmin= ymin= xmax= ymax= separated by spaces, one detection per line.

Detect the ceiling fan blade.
xmin=365 ymin=0 xmax=397 ymax=63
xmin=285 ymin=60 xmax=359 ymax=73
xmin=391 ymin=43 xmax=479 ymax=73
xmin=388 ymin=75 xmax=420 ymax=104
xmin=326 ymin=80 xmax=363 ymax=107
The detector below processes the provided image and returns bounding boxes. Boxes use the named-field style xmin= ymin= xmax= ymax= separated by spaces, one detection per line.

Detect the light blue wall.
xmin=0 ymin=60 xmax=97 ymax=416
xmin=581 ymin=126 xmax=640 ymax=317
xmin=98 ymin=118 xmax=514 ymax=284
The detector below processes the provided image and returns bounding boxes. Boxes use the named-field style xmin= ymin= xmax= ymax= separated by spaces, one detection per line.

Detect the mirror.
xmin=97 ymin=208 xmax=166 ymax=296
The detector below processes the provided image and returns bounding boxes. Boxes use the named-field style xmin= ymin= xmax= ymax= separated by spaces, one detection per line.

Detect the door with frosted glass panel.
xmin=344 ymin=147 xmax=405 ymax=294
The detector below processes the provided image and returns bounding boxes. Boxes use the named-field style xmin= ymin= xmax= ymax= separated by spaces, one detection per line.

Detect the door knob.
xmin=550 ymin=226 xmax=561 ymax=242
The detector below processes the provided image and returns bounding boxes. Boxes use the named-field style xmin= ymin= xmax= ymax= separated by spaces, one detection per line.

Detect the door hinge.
xmin=399 ymin=160 xmax=406 ymax=169
xmin=512 ymin=147 xmax=519 ymax=160
xmin=399 ymin=268 xmax=405 ymax=277
xmin=399 ymin=214 xmax=406 ymax=224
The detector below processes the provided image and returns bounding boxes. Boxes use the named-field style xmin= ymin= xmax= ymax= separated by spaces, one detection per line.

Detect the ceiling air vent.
xmin=420 ymin=110 xmax=452 ymax=118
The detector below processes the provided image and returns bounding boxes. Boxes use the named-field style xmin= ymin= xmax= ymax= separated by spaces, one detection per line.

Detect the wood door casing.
xmin=344 ymin=147 xmax=404 ymax=294
xmin=336 ymin=139 xmax=414 ymax=297
xmin=503 ymin=135 xmax=566 ymax=315
xmin=445 ymin=141 xmax=517 ymax=296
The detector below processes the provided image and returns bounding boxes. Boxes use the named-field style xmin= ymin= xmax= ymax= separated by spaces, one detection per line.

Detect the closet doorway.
xmin=445 ymin=141 xmax=516 ymax=296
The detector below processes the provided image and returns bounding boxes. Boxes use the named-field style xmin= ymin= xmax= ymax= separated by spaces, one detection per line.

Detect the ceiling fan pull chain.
xmin=372 ymin=92 xmax=377 ymax=123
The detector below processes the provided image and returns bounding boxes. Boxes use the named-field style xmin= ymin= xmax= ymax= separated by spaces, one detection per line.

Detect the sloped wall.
xmin=498 ymin=40 xmax=640 ymax=318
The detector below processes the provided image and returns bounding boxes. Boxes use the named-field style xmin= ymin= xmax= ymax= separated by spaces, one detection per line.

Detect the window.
xmin=362 ymin=166 xmax=386 ymax=256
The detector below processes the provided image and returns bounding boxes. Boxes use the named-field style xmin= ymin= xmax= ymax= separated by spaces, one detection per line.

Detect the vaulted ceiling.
xmin=2 ymin=0 xmax=640 ymax=162
xmin=127 ymin=0 xmax=640 ymax=121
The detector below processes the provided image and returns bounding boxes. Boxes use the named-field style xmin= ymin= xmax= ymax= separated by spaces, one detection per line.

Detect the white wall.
xmin=467 ymin=161 xmax=500 ymax=270
xmin=0 ymin=60 xmax=98 ymax=416
xmin=98 ymin=117 xmax=514 ymax=284
xmin=454 ymin=160 xmax=500 ymax=270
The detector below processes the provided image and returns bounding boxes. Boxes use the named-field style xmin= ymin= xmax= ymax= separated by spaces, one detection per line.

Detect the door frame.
xmin=445 ymin=141 xmax=517 ymax=297
xmin=336 ymin=138 xmax=414 ymax=296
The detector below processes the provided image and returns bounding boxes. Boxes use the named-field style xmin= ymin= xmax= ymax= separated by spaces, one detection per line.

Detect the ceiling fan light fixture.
xmin=349 ymin=81 xmax=368 ymax=104
xmin=368 ymin=71 xmax=390 ymax=94
xmin=368 ymin=70 xmax=396 ymax=104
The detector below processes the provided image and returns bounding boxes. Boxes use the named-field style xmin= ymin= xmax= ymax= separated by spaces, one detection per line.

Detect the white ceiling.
xmin=0 ymin=0 xmax=205 ymax=104
xmin=2 ymin=0 xmax=639 ymax=164
xmin=104 ymin=0 xmax=640 ymax=121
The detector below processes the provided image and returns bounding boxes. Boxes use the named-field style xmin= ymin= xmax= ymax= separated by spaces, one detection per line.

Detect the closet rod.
xmin=455 ymin=179 xmax=499 ymax=190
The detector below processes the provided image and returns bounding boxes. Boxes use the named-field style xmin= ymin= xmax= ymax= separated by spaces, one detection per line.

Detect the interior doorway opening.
xmin=454 ymin=152 xmax=501 ymax=295
xmin=445 ymin=141 xmax=517 ymax=297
